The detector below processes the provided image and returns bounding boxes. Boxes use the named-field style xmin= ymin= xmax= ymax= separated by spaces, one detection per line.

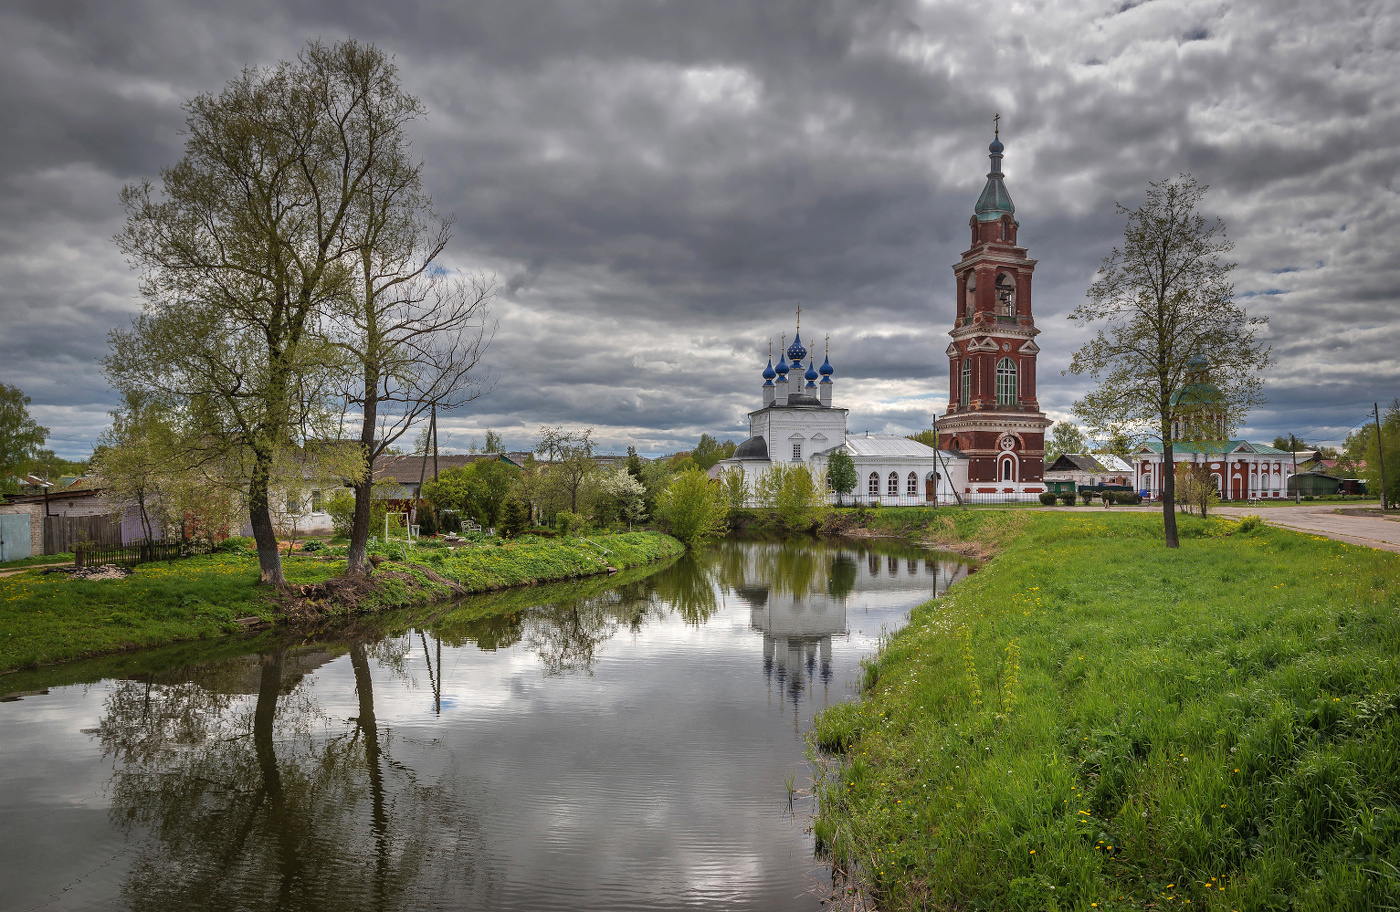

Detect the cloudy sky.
xmin=1 ymin=0 xmax=1396 ymax=459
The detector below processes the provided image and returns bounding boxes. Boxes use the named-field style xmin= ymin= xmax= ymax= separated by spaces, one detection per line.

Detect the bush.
xmin=1108 ymin=491 xmax=1143 ymax=505
xmin=301 ymin=539 xmax=325 ymax=553
xmin=1236 ymin=514 xmax=1263 ymax=533
xmin=555 ymin=511 xmax=585 ymax=537
xmin=417 ymin=505 xmax=437 ymax=536
xmin=1038 ymin=492 xmax=1057 ymax=505
xmin=216 ymin=536 xmax=254 ymax=553
xmin=1079 ymin=489 xmax=1096 ymax=505
xmin=1059 ymin=492 xmax=1077 ymax=506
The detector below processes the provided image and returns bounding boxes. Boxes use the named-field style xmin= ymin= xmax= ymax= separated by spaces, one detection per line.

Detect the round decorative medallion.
xmin=1002 ymin=343 xmax=1010 ymax=351
xmin=999 ymin=435 xmax=1016 ymax=451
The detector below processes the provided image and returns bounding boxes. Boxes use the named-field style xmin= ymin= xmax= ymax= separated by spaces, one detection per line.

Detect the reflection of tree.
xmin=826 ymin=554 xmax=857 ymax=599
xmin=644 ymin=553 xmax=719 ymax=625
xmin=97 ymin=643 xmax=487 ymax=911
xmin=522 ymin=585 xmax=654 ymax=675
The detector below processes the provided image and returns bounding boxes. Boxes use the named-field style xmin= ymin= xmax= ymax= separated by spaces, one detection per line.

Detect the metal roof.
xmin=843 ymin=435 xmax=941 ymax=458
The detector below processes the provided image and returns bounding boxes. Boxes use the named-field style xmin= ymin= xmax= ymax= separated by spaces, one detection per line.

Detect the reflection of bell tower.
xmin=936 ymin=123 xmax=1051 ymax=490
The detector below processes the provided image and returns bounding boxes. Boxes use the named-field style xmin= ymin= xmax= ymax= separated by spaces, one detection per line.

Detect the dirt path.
xmin=0 ymin=562 xmax=71 ymax=578
xmin=1213 ymin=504 xmax=1400 ymax=554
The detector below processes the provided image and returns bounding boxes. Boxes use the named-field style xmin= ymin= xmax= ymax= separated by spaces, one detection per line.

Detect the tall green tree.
xmin=691 ymin=434 xmax=736 ymax=471
xmin=656 ymin=469 xmax=728 ymax=547
xmin=906 ymin=428 xmax=939 ymax=449
xmin=1045 ymin=421 xmax=1087 ymax=462
xmin=827 ymin=448 xmax=857 ymax=504
xmin=1359 ymin=400 xmax=1400 ymax=508
xmin=108 ymin=40 xmax=409 ymax=585
xmin=0 ymin=383 xmax=48 ymax=494
xmin=1068 ymin=175 xmax=1270 ymax=548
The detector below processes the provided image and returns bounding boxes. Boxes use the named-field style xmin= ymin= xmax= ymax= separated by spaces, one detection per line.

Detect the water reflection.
xmin=1 ymin=536 xmax=970 ymax=912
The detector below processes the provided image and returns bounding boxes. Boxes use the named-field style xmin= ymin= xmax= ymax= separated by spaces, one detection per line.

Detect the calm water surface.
xmin=0 ymin=537 xmax=970 ymax=912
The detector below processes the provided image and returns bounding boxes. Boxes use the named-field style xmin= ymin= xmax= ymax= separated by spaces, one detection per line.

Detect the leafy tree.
xmin=1045 ymin=421 xmax=1087 ymax=462
xmin=94 ymin=392 xmax=178 ymax=541
xmin=656 ymin=469 xmax=728 ymax=547
xmin=1175 ymin=463 xmax=1219 ymax=518
xmin=0 ymin=382 xmax=48 ymax=494
xmin=827 ymin=448 xmax=857 ymax=504
xmin=691 ymin=434 xmax=736 ymax=471
xmin=422 ymin=459 xmax=518 ymax=530
xmin=483 ymin=430 xmax=505 ymax=454
xmin=1068 ymin=175 xmax=1270 ymax=548
xmin=1271 ymin=435 xmax=1310 ymax=453
xmin=109 ymin=40 xmax=411 ymax=585
xmin=625 ymin=446 xmax=644 ymax=481
xmin=906 ymin=428 xmax=939 ymax=449
xmin=1358 ymin=400 xmax=1400 ymax=508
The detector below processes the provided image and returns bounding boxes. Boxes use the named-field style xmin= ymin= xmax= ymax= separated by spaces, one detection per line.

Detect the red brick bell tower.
xmin=935 ymin=126 xmax=1050 ymax=491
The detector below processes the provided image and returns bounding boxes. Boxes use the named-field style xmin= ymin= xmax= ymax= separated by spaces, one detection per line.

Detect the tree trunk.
xmin=350 ymin=643 xmax=390 ymax=901
xmin=248 ymin=450 xmax=287 ymax=585
xmin=1162 ymin=437 xmax=1179 ymax=549
xmin=346 ymin=375 xmax=380 ymax=576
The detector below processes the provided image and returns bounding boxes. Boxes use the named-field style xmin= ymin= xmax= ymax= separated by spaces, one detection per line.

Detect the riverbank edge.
xmin=0 ymin=531 xmax=683 ymax=674
xmin=808 ymin=511 xmax=1400 ymax=910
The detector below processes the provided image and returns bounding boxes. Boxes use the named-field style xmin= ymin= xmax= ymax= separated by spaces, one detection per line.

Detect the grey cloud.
xmin=0 ymin=0 xmax=1396 ymax=459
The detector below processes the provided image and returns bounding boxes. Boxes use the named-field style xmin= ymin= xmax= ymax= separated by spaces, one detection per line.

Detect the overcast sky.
xmin=1 ymin=0 xmax=1396 ymax=459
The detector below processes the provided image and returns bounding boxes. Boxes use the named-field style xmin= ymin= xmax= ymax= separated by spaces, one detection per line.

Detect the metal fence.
xmin=829 ymin=492 xmax=1048 ymax=507
xmin=74 ymin=540 xmax=186 ymax=569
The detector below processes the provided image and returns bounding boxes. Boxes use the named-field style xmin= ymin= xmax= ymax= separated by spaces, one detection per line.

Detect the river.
xmin=0 ymin=536 xmax=970 ymax=912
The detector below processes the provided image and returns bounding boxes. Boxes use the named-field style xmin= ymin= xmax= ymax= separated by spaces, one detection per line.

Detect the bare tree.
xmin=328 ymin=171 xmax=496 ymax=573
xmin=1068 ymin=175 xmax=1269 ymax=548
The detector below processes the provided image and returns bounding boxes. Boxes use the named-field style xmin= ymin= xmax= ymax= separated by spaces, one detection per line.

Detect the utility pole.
xmin=1290 ymin=433 xmax=1299 ymax=504
xmin=1378 ymin=403 xmax=1390 ymax=511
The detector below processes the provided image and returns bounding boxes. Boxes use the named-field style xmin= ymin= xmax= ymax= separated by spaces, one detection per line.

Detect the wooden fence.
xmin=43 ymin=515 xmax=122 ymax=555
xmin=74 ymin=540 xmax=185 ymax=569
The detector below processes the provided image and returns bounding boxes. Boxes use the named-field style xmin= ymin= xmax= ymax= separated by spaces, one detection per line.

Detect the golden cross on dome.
xmin=796 ymin=302 xmax=801 ymax=332
xmin=994 ymin=112 xmax=1000 ymax=136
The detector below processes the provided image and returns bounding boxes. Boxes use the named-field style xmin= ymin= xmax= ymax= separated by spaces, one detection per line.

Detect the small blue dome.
xmin=989 ymin=137 xmax=1004 ymax=155
xmin=762 ymin=358 xmax=776 ymax=381
xmin=787 ymin=332 xmax=808 ymax=364
xmin=805 ymin=359 xmax=818 ymax=382
xmin=819 ymin=354 xmax=833 ymax=376
xmin=776 ymin=353 xmax=789 ymax=376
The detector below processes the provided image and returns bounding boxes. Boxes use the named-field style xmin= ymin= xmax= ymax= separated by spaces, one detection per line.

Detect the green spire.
xmin=974 ymin=131 xmax=1016 ymax=223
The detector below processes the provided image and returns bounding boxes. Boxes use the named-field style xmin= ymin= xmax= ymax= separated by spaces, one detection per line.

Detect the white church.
xmin=715 ymin=326 xmax=969 ymax=505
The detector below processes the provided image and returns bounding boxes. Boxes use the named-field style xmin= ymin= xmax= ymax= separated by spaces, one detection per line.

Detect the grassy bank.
xmin=812 ymin=511 xmax=1400 ymax=911
xmin=0 ymin=531 xmax=681 ymax=673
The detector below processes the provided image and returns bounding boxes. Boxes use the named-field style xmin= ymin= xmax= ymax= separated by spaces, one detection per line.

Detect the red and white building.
xmin=935 ymin=130 xmax=1050 ymax=498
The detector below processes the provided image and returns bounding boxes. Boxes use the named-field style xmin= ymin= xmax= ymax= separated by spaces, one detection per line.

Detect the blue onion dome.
xmin=762 ymin=358 xmax=776 ymax=381
xmin=819 ymin=354 xmax=833 ymax=376
xmin=989 ymin=136 xmax=1004 ymax=155
xmin=805 ymin=359 xmax=818 ymax=382
xmin=776 ymin=353 xmax=789 ymax=376
xmin=787 ymin=332 xmax=808 ymax=364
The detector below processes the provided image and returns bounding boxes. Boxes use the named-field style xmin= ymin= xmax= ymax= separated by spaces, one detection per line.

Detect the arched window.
xmin=1001 ymin=457 xmax=1015 ymax=481
xmin=995 ymin=272 xmax=1015 ymax=315
xmin=887 ymin=472 xmax=899 ymax=497
xmin=965 ymin=271 xmax=977 ymax=315
xmin=996 ymin=358 xmax=1017 ymax=405
xmin=960 ymin=359 xmax=972 ymax=407
xmin=906 ymin=472 xmax=918 ymax=497
xmin=868 ymin=472 xmax=880 ymax=497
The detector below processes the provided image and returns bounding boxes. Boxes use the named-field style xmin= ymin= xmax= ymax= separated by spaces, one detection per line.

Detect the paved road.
xmin=1213 ymin=504 xmax=1400 ymax=554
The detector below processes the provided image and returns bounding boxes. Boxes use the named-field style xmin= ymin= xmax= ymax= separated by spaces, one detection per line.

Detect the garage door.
xmin=0 ymin=513 xmax=32 ymax=561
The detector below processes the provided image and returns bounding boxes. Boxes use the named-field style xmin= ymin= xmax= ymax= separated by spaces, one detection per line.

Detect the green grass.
xmin=0 ymin=552 xmax=342 ymax=671
xmin=0 ymin=551 xmax=74 ymax=570
xmin=0 ymin=532 xmax=681 ymax=673
xmin=811 ymin=511 xmax=1400 ymax=911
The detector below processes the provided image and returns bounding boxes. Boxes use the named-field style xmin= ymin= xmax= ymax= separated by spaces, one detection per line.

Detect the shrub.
xmin=1038 ymin=492 xmax=1057 ymax=505
xmin=301 ymin=539 xmax=324 ymax=553
xmin=1108 ymin=491 xmax=1143 ymax=506
xmin=216 ymin=536 xmax=254 ymax=554
xmin=1059 ymin=492 xmax=1077 ymax=506
xmin=555 ymin=511 xmax=585 ymax=537
xmin=1079 ymin=489 xmax=1096 ymax=505
xmin=1236 ymin=514 xmax=1263 ymax=533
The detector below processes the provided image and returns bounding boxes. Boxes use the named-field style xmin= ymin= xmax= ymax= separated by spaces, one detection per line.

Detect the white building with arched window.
xmin=715 ymin=323 xmax=969 ymax=505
